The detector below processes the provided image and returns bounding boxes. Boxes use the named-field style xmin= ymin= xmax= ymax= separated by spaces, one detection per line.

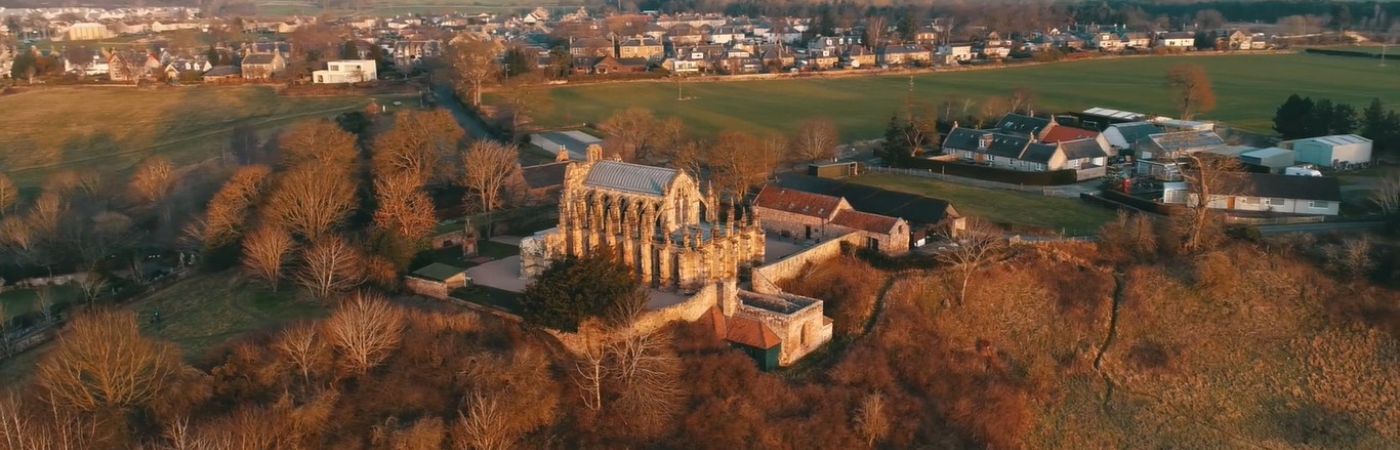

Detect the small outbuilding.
xmin=1240 ymin=147 xmax=1295 ymax=173
xmin=405 ymin=263 xmax=469 ymax=300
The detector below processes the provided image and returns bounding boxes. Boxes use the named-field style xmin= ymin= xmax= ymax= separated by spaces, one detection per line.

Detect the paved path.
xmin=465 ymin=256 xmax=526 ymax=293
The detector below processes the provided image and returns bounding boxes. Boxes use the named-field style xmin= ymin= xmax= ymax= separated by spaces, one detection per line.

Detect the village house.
xmin=941 ymin=127 xmax=1109 ymax=177
xmin=1155 ymin=31 xmax=1196 ymax=49
xmin=752 ymin=186 xmax=911 ymax=255
xmin=617 ymin=37 xmax=664 ymax=62
xmin=879 ymin=44 xmax=930 ymax=66
xmin=240 ymin=52 xmax=285 ymax=80
xmin=392 ymin=40 xmax=441 ymax=67
xmin=1092 ymin=32 xmax=1126 ymax=51
xmin=1138 ymin=130 xmax=1227 ymax=160
xmin=1163 ymin=172 xmax=1342 ymax=216
xmin=592 ymin=55 xmax=648 ymax=74
xmin=936 ymin=42 xmax=974 ymax=62
xmin=840 ymin=45 xmax=875 ymax=68
xmin=665 ymin=24 xmax=704 ymax=45
xmin=201 ymin=65 xmax=240 ymax=82
xmin=568 ymin=37 xmax=614 ymax=58
xmin=772 ymin=174 xmax=964 ymax=245
xmin=313 ymin=59 xmax=377 ymax=83
xmin=803 ymin=47 xmax=839 ymax=69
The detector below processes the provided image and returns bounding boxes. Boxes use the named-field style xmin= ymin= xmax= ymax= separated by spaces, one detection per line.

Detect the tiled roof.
xmin=583 ymin=160 xmax=677 ymax=197
xmin=1041 ymin=126 xmax=1098 ymax=143
xmin=830 ymin=210 xmax=900 ymax=233
xmin=726 ymin=315 xmax=781 ymax=349
xmin=753 ymin=185 xmax=844 ymax=219
xmin=772 ymin=174 xmax=958 ymax=226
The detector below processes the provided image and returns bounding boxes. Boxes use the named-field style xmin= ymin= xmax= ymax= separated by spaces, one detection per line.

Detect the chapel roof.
xmin=583 ymin=160 xmax=678 ymax=196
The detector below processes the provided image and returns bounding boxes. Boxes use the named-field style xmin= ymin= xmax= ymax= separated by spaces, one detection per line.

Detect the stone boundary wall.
xmin=752 ymin=233 xmax=863 ymax=295
xmin=548 ymin=282 xmax=724 ymax=354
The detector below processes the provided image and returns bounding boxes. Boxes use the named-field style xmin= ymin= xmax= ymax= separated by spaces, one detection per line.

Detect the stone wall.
xmin=549 ymin=282 xmax=725 ymax=354
xmin=735 ymin=290 xmax=833 ymax=366
xmin=752 ymin=232 xmax=863 ymax=295
xmin=827 ymin=223 xmax=911 ymax=255
xmin=405 ymin=277 xmax=451 ymax=300
xmin=753 ymin=205 xmax=831 ymax=240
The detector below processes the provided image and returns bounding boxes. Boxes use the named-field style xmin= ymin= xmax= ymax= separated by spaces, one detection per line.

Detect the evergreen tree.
xmin=520 ymin=253 xmax=640 ymax=332
xmin=1306 ymin=99 xmax=1334 ymax=137
xmin=1327 ymin=102 xmax=1358 ymax=135
xmin=879 ymin=114 xmax=910 ymax=167
xmin=1273 ymin=94 xmax=1312 ymax=140
xmin=340 ymin=41 xmax=359 ymax=59
xmin=1361 ymin=98 xmax=1388 ymax=138
xmin=503 ymin=47 xmax=535 ymax=78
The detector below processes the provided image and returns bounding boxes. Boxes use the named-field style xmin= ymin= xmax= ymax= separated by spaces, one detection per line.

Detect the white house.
xmin=66 ymin=22 xmax=112 ymax=41
xmin=1281 ymin=134 xmax=1372 ymax=168
xmin=936 ymin=42 xmax=974 ymax=62
xmin=313 ymin=60 xmax=377 ymax=84
xmin=1156 ymin=31 xmax=1195 ymax=49
xmin=1162 ymin=172 xmax=1341 ymax=216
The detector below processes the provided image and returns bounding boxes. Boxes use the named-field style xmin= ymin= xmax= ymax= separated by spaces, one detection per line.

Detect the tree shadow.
xmin=1265 ymin=397 xmax=1376 ymax=448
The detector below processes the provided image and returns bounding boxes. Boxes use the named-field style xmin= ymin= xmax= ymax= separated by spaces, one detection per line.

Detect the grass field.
xmin=0 ymin=285 xmax=80 ymax=321
xmin=254 ymin=0 xmax=582 ymax=16
xmin=850 ymin=173 xmax=1116 ymax=234
xmin=0 ymin=86 xmax=404 ymax=188
xmin=534 ymin=53 xmax=1400 ymax=138
xmin=130 ymin=272 xmax=327 ymax=360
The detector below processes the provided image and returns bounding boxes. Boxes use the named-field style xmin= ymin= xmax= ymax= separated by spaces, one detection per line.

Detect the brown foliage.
xmin=779 ymin=256 xmax=882 ymax=337
xmin=325 ymin=292 xmax=406 ymax=376
xmin=36 ymin=310 xmax=182 ymax=413
xmin=372 ymin=109 xmax=464 ymax=184
xmin=598 ymin=107 xmax=685 ymax=162
xmin=242 ymin=225 xmax=295 ymax=290
xmin=1166 ymin=64 xmax=1217 ymax=120
xmin=373 ymin=173 xmax=438 ymax=243
xmin=129 ymin=157 xmax=176 ymax=205
xmin=204 ymin=165 xmax=272 ymax=249
xmin=708 ymin=131 xmax=781 ymax=200
xmin=296 ymin=235 xmax=366 ymax=300
xmin=266 ymin=164 xmax=358 ymax=240
xmin=459 ymin=140 xmax=523 ymax=213
xmin=0 ymin=173 xmax=16 ymax=215
xmin=280 ymin=120 xmax=359 ymax=170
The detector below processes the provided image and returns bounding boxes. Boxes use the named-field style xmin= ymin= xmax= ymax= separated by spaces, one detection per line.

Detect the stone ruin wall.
xmin=751 ymin=232 xmax=864 ymax=295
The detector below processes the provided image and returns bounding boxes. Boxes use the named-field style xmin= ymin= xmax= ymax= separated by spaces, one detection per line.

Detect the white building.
xmin=1162 ymin=172 xmax=1341 ymax=216
xmin=1281 ymin=134 xmax=1372 ymax=168
xmin=313 ymin=60 xmax=377 ymax=84
xmin=66 ymin=22 xmax=112 ymax=41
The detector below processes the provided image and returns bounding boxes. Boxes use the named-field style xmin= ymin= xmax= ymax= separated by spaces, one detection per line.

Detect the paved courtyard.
xmin=764 ymin=236 xmax=808 ymax=263
xmin=465 ymin=256 xmax=527 ymax=293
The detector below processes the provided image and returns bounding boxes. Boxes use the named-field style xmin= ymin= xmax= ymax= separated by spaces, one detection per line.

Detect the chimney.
xmin=585 ymin=144 xmax=603 ymax=162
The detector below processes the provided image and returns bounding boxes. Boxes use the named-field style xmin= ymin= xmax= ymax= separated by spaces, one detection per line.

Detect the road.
xmin=430 ymin=83 xmax=496 ymax=141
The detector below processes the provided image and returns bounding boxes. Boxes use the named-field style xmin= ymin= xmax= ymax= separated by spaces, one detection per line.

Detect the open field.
xmin=532 ymin=53 xmax=1400 ymax=138
xmin=0 ymin=285 xmax=79 ymax=321
xmin=130 ymin=272 xmax=326 ymax=361
xmin=849 ymin=173 xmax=1116 ymax=233
xmin=0 ymin=86 xmax=410 ymax=188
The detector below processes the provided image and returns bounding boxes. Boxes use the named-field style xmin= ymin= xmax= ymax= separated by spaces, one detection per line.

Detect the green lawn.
xmin=0 ymin=86 xmax=407 ymax=187
xmin=130 ymin=272 xmax=326 ymax=361
xmin=532 ymin=53 xmax=1400 ymax=138
xmin=0 ymin=285 xmax=81 ymax=321
xmin=850 ymin=173 xmax=1116 ymax=234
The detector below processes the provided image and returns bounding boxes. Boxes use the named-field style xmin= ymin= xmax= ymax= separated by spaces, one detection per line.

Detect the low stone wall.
xmin=549 ymin=282 xmax=724 ymax=355
xmin=752 ymin=233 xmax=863 ymax=295
xmin=404 ymin=277 xmax=451 ymax=300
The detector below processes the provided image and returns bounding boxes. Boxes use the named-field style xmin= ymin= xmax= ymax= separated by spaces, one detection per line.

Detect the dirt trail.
xmin=1094 ymin=271 xmax=1126 ymax=410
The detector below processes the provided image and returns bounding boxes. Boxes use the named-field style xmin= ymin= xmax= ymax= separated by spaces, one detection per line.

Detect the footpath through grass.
xmin=850 ymin=173 xmax=1115 ymax=234
xmin=130 ymin=272 xmax=327 ymax=362
xmin=537 ymin=53 xmax=1400 ymax=138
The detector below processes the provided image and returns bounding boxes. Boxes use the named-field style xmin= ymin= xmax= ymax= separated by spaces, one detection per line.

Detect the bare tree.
xmin=324 ymin=292 xmax=405 ymax=375
xmin=75 ymin=272 xmax=107 ymax=306
xmin=1167 ymin=64 xmax=1217 ymax=120
xmin=28 ymin=191 xmax=66 ymax=240
xmin=296 ymin=235 xmax=365 ymax=300
xmin=608 ymin=331 xmax=683 ymax=435
xmin=453 ymin=392 xmax=513 ymax=450
xmin=460 ymin=141 xmax=522 ymax=213
xmin=265 ymin=165 xmax=358 ymax=240
xmin=449 ymin=35 xmax=503 ymax=107
xmin=36 ymin=310 xmax=181 ymax=413
xmin=791 ymin=118 xmax=841 ymax=162
xmin=709 ymin=131 xmax=778 ymax=200
xmin=1324 ymin=237 xmax=1373 ymax=279
xmin=203 ymin=165 xmax=272 ymax=249
xmin=279 ymin=120 xmax=360 ymax=170
xmin=373 ymin=173 xmax=439 ymax=243
xmin=571 ymin=334 xmax=606 ymax=412
xmin=1369 ymin=169 xmax=1399 ymax=214
xmin=597 ymin=107 xmax=685 ymax=162
xmin=35 ymin=286 xmax=54 ymax=323
xmin=494 ymin=77 xmax=552 ymax=135
xmin=372 ymin=109 xmax=465 ymax=184
xmin=242 ymin=225 xmax=295 ymax=291
xmin=0 ymin=173 xmax=16 ymax=216
xmin=936 ymin=220 xmax=1005 ymax=306
xmin=1009 ymin=87 xmax=1039 ymax=115
xmin=854 ymin=392 xmax=890 ymax=448
xmin=1180 ymin=153 xmax=1243 ymax=252
xmin=130 ymin=157 xmax=176 ymax=207
xmin=276 ymin=322 xmax=329 ymax=385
